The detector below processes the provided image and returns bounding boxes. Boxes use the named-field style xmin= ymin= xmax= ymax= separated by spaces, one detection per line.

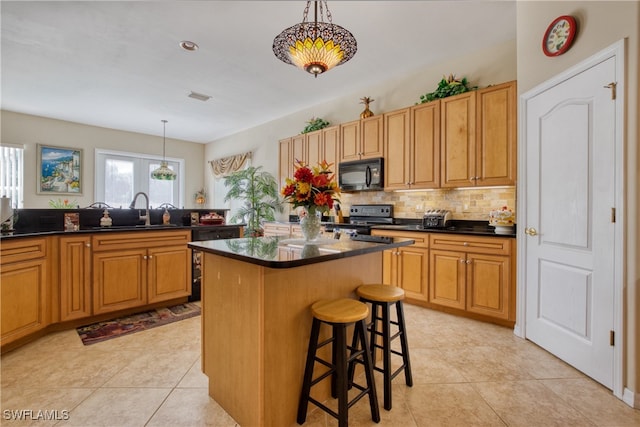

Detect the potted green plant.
xmin=418 ymin=74 xmax=477 ymax=103
xmin=301 ymin=117 xmax=330 ymax=134
xmin=224 ymin=166 xmax=283 ymax=237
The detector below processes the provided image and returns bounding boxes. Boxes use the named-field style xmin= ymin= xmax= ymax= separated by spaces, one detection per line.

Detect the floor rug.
xmin=76 ymin=303 xmax=201 ymax=345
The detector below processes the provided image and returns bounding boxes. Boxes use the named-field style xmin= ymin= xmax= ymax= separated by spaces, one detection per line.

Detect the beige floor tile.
xmin=405 ymin=383 xmax=506 ymax=426
xmin=146 ymin=388 xmax=238 ymax=427
xmin=439 ymin=346 xmax=535 ymax=382
xmin=54 ymin=388 xmax=170 ymax=426
xmin=541 ymin=378 xmax=640 ymax=426
xmin=2 ymin=304 xmax=636 ymax=427
xmin=102 ymin=350 xmax=200 ymax=388
xmin=408 ymin=348 xmax=467 ymax=384
xmin=473 ymin=380 xmax=594 ymax=426
xmin=1 ymin=349 xmax=140 ymax=389
xmin=176 ymin=357 xmax=209 ymax=389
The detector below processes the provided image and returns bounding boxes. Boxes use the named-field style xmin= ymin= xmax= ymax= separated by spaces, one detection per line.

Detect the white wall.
xmin=517 ymin=0 xmax=639 ymax=404
xmin=0 ymin=110 xmax=206 ymax=209
xmin=204 ymin=39 xmax=517 ymax=213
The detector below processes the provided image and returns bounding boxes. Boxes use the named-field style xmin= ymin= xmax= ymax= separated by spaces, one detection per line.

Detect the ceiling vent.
xmin=188 ymin=91 xmax=211 ymax=102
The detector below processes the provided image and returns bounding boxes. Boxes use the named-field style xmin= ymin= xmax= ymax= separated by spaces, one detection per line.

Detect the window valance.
xmin=209 ymin=152 xmax=252 ymax=178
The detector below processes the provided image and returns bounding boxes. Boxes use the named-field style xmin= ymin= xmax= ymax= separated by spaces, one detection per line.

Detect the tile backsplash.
xmin=339 ymin=187 xmax=516 ymax=222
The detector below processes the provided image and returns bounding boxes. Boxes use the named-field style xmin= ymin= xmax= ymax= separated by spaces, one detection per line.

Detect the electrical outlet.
xmin=463 ymin=203 xmax=470 ymax=212
xmin=415 ymin=203 xmax=423 ymax=212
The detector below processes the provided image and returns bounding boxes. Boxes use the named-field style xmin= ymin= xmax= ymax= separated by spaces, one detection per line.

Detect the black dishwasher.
xmin=190 ymin=226 xmax=241 ymax=301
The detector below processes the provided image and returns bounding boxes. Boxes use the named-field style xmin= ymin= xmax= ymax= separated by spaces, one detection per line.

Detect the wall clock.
xmin=542 ymin=15 xmax=577 ymax=57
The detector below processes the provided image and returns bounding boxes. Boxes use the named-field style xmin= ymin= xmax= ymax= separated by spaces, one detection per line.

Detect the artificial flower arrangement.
xmin=281 ymin=160 xmax=340 ymax=215
xmin=49 ymin=198 xmax=78 ymax=209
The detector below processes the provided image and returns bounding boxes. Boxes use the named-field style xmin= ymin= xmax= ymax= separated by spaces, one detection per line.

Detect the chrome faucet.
xmin=129 ymin=192 xmax=151 ymax=226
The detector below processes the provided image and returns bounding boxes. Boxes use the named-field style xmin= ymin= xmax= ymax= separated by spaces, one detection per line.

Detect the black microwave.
xmin=338 ymin=158 xmax=384 ymax=192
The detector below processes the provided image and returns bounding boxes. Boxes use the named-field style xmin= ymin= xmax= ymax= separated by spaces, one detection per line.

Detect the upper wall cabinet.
xmin=384 ymin=102 xmax=440 ymax=190
xmin=339 ymin=115 xmax=383 ymax=162
xmin=278 ymin=80 xmax=516 ymax=193
xmin=441 ymin=80 xmax=517 ymax=188
xmin=440 ymin=91 xmax=477 ymax=188
xmin=475 ymin=80 xmax=517 ymax=186
xmin=279 ymin=126 xmax=340 ymax=195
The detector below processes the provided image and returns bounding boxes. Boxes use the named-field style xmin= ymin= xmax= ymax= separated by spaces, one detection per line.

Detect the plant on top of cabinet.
xmin=418 ymin=74 xmax=477 ymax=103
xmin=224 ymin=166 xmax=283 ymax=237
xmin=301 ymin=117 xmax=330 ymax=134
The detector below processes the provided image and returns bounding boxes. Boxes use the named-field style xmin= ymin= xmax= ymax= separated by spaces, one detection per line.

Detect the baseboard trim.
xmin=623 ymin=388 xmax=639 ymax=408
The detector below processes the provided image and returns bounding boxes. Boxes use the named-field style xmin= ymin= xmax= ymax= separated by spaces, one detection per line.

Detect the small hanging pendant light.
xmin=151 ymin=119 xmax=177 ymax=181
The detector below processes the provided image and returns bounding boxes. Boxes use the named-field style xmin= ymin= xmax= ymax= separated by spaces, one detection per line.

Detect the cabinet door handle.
xmin=466 ymin=260 xmax=472 ymax=264
xmin=85 ymin=243 xmax=91 ymax=248
xmin=148 ymin=255 xmax=153 ymax=259
xmin=463 ymin=242 xmax=469 ymax=246
xmin=143 ymin=255 xmax=148 ymax=260
xmin=460 ymin=259 xmax=465 ymax=263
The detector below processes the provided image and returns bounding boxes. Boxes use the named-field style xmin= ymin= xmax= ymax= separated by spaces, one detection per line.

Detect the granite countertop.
xmin=0 ymin=223 xmax=244 ymax=239
xmin=323 ymin=219 xmax=516 ymax=238
xmin=188 ymin=234 xmax=414 ymax=269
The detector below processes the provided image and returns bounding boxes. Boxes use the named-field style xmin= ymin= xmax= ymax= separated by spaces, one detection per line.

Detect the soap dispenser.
xmin=162 ymin=208 xmax=171 ymax=225
xmin=100 ymin=209 xmax=112 ymax=227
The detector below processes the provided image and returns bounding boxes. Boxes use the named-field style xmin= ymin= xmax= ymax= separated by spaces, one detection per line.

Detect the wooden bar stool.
xmin=297 ymin=298 xmax=380 ymax=427
xmin=355 ymin=284 xmax=413 ymax=410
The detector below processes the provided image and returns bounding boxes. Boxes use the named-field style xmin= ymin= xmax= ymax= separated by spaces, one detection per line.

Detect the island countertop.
xmin=188 ymin=234 xmax=414 ymax=268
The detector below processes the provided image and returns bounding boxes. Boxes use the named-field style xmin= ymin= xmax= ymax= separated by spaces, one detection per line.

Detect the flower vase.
xmin=300 ymin=208 xmax=321 ymax=241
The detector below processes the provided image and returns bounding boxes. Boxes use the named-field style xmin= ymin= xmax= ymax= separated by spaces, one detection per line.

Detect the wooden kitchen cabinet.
xmin=339 ymin=116 xmax=383 ymax=162
xmin=91 ymin=230 xmax=191 ymax=315
xmin=279 ymin=126 xmax=339 ymax=199
xmin=263 ymin=223 xmax=293 ymax=237
xmin=440 ymin=91 xmax=477 ymax=188
xmin=475 ymin=80 xmax=517 ymax=186
xmin=59 ymin=235 xmax=92 ymax=321
xmin=306 ymin=125 xmax=340 ymax=172
xmin=441 ymin=80 xmax=516 ymax=188
xmin=0 ymin=237 xmax=49 ymax=346
xmin=339 ymin=120 xmax=361 ymax=162
xmin=429 ymin=234 xmax=513 ymax=321
xmin=384 ymin=102 xmax=440 ymax=190
xmin=279 ymin=138 xmax=291 ymax=190
xmin=371 ymin=230 xmax=429 ymax=302
xmin=147 ymin=245 xmax=191 ymax=304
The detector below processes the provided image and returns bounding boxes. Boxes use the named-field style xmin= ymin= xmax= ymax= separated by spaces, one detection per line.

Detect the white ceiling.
xmin=1 ymin=1 xmax=516 ymax=144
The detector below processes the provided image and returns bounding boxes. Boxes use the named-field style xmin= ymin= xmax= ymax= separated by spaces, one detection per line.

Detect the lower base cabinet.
xmin=373 ymin=231 xmax=429 ymax=302
xmin=373 ymin=230 xmax=515 ymax=325
xmin=429 ymin=234 xmax=513 ymax=321
xmin=93 ymin=249 xmax=147 ymax=315
xmin=59 ymin=235 xmax=92 ymax=321
xmin=0 ymin=238 xmax=49 ymax=346
xmin=92 ymin=231 xmax=192 ymax=315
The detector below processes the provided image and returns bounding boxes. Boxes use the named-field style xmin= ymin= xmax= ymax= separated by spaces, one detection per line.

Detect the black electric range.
xmin=327 ymin=204 xmax=395 ymax=235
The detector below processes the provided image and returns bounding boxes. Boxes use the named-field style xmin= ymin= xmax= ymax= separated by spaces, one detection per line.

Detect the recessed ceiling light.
xmin=188 ymin=91 xmax=211 ymax=102
xmin=179 ymin=40 xmax=199 ymax=51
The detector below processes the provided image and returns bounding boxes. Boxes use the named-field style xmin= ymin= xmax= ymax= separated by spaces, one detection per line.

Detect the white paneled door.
xmin=522 ymin=52 xmax=619 ymax=389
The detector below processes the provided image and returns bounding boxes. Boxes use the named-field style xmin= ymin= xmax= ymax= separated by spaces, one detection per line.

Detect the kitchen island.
xmin=188 ymin=235 xmax=414 ymax=427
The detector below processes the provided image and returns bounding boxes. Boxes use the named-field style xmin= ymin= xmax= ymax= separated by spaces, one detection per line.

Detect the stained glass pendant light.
xmin=272 ymin=1 xmax=357 ymax=77
xmin=150 ymin=120 xmax=177 ymax=181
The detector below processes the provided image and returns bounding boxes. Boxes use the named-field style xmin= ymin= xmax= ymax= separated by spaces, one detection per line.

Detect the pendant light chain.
xmin=162 ymin=119 xmax=167 ymax=159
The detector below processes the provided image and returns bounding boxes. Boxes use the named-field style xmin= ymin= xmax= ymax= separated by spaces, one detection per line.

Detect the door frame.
xmin=516 ymin=39 xmax=625 ymax=399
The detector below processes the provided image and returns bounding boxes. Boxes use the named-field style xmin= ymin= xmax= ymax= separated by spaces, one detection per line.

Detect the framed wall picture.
xmin=37 ymin=144 xmax=83 ymax=195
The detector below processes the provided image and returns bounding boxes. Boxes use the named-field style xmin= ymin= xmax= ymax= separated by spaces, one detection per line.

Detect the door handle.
xmin=525 ymin=227 xmax=538 ymax=236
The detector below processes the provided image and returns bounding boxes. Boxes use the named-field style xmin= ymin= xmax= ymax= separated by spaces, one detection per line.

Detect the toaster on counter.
xmin=422 ymin=209 xmax=452 ymax=229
